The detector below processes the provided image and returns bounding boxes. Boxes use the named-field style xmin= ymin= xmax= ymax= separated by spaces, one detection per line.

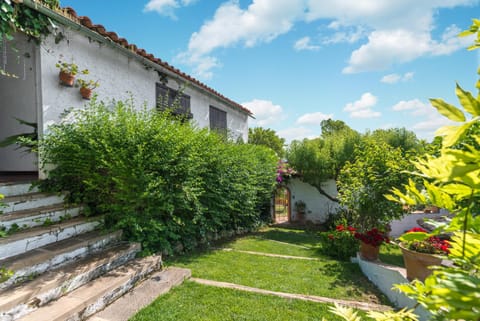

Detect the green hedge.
xmin=40 ymin=98 xmax=277 ymax=254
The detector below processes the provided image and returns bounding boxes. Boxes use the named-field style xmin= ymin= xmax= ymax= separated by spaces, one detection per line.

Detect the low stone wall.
xmin=355 ymin=254 xmax=431 ymax=320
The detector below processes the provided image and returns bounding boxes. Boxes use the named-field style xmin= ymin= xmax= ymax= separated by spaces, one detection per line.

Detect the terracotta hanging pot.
xmin=80 ymin=87 xmax=92 ymax=100
xmin=359 ymin=242 xmax=380 ymax=261
xmin=400 ymin=244 xmax=443 ymax=281
xmin=59 ymin=71 xmax=75 ymax=87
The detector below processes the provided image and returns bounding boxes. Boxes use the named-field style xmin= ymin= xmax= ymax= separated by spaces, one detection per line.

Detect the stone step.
xmin=0 ymin=183 xmax=38 ymax=198
xmin=16 ymin=255 xmax=161 ymax=321
xmin=88 ymin=267 xmax=191 ymax=321
xmin=0 ymin=204 xmax=82 ymax=230
xmin=2 ymin=193 xmax=65 ymax=214
xmin=0 ymin=230 xmax=123 ymax=290
xmin=0 ymin=242 xmax=143 ymax=321
xmin=0 ymin=217 xmax=101 ymax=260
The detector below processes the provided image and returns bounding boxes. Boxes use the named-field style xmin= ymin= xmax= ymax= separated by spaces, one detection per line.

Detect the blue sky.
xmin=61 ymin=0 xmax=480 ymax=142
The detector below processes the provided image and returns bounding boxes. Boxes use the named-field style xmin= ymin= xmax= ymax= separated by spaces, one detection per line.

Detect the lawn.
xmin=130 ymin=281 xmax=349 ymax=321
xmin=131 ymin=226 xmax=395 ymax=321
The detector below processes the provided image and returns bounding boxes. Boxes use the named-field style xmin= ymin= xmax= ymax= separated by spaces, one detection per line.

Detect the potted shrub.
xmin=354 ymin=228 xmax=389 ymax=261
xmin=398 ymin=227 xmax=450 ymax=281
xmin=76 ymin=76 xmax=99 ymax=100
xmin=55 ymin=60 xmax=82 ymax=86
xmin=294 ymin=200 xmax=306 ymax=222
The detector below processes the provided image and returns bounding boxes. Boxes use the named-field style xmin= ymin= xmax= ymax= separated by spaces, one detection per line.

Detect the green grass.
xmin=167 ymin=249 xmax=386 ymax=304
xmin=130 ymin=281 xmax=349 ymax=321
xmin=132 ymin=226 xmax=392 ymax=320
xmin=379 ymin=243 xmax=404 ymax=267
xmin=225 ymin=236 xmax=319 ymax=257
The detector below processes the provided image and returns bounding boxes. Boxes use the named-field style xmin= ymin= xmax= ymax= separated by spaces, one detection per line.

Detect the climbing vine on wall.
xmin=0 ymin=0 xmax=59 ymax=77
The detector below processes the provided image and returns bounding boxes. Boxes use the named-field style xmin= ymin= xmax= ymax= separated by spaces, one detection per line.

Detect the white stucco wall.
xmin=38 ymin=26 xmax=248 ymax=141
xmin=389 ymin=211 xmax=449 ymax=238
xmin=287 ymin=178 xmax=339 ymax=223
xmin=0 ymin=33 xmax=39 ymax=171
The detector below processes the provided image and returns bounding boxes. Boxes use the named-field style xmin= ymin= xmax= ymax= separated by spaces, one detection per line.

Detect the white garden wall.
xmin=287 ymin=178 xmax=339 ymax=223
xmin=389 ymin=211 xmax=449 ymax=238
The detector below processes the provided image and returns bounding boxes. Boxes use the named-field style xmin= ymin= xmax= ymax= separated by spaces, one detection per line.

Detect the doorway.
xmin=274 ymin=186 xmax=291 ymax=223
xmin=0 ymin=33 xmax=39 ymax=179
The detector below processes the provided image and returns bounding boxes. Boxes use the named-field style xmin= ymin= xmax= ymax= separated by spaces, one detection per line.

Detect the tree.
xmin=248 ymin=127 xmax=285 ymax=157
xmin=337 ymin=140 xmax=412 ymax=230
xmin=365 ymin=128 xmax=426 ymax=156
xmin=286 ymin=120 xmax=361 ymax=201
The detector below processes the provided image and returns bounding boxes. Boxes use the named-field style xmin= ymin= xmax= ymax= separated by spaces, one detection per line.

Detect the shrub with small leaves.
xmin=39 ymin=98 xmax=277 ymax=255
xmin=319 ymin=224 xmax=358 ymax=260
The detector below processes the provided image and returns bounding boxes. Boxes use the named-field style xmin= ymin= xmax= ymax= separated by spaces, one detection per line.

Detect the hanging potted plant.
xmin=55 ymin=59 xmax=82 ymax=87
xmin=354 ymin=228 xmax=389 ymax=261
xmin=398 ymin=227 xmax=450 ymax=281
xmin=76 ymin=75 xmax=99 ymax=100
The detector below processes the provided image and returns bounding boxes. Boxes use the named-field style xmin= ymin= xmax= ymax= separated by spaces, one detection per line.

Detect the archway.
xmin=274 ymin=186 xmax=291 ymax=223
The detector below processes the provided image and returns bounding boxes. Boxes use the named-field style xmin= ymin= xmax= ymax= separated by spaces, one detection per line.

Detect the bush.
xmin=39 ymin=98 xmax=277 ymax=255
xmin=319 ymin=224 xmax=358 ymax=260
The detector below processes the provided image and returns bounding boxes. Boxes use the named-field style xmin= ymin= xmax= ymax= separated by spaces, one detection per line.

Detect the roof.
xmin=47 ymin=5 xmax=252 ymax=116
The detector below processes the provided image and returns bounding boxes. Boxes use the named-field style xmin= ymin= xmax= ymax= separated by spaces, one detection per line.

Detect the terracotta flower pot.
xmin=80 ymin=87 xmax=92 ymax=100
xmin=400 ymin=244 xmax=443 ymax=281
xmin=59 ymin=71 xmax=75 ymax=87
xmin=359 ymin=241 xmax=380 ymax=261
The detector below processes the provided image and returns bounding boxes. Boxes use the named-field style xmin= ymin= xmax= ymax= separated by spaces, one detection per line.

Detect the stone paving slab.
xmin=88 ymin=267 xmax=191 ymax=321
xmin=191 ymin=277 xmax=392 ymax=312
xmin=220 ymin=248 xmax=320 ymax=260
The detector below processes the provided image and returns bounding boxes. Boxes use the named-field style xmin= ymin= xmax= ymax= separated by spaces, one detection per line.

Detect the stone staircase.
xmin=0 ymin=181 xmax=164 ymax=321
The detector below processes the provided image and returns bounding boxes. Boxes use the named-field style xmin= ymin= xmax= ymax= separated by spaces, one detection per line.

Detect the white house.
xmin=0 ymin=3 xmax=251 ymax=177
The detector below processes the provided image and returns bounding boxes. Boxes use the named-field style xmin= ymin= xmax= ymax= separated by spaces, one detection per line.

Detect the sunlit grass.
xmin=130 ymin=281 xmax=349 ymax=321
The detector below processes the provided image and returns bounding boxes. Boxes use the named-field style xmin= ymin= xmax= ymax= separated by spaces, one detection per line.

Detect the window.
xmin=156 ymin=83 xmax=192 ymax=118
xmin=209 ymin=106 xmax=227 ymax=133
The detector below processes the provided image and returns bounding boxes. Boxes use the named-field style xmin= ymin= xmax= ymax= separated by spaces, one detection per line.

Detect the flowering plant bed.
xmin=320 ymin=224 xmax=358 ymax=260
xmin=354 ymin=228 xmax=389 ymax=247
xmin=399 ymin=227 xmax=449 ymax=255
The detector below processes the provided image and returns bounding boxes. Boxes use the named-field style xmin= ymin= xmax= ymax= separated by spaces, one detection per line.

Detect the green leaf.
xmin=441 ymin=121 xmax=474 ymax=148
xmin=398 ymin=232 xmax=430 ymax=243
xmin=456 ymin=83 xmax=480 ymax=117
xmin=430 ymin=98 xmax=466 ymax=122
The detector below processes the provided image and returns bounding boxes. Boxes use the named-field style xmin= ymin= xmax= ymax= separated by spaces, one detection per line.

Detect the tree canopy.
xmin=248 ymin=127 xmax=285 ymax=157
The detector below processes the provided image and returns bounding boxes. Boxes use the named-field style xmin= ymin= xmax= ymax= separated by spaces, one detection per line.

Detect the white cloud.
xmin=323 ymin=24 xmax=367 ymax=44
xmin=144 ymin=0 xmax=198 ymax=18
xmin=344 ymin=92 xmax=381 ymax=118
xmin=179 ymin=0 xmax=477 ymax=78
xmin=296 ymin=112 xmax=333 ymax=125
xmin=243 ymin=99 xmax=286 ymax=127
xmin=178 ymin=0 xmax=305 ymax=77
xmin=294 ymin=37 xmax=320 ymax=51
xmin=392 ymin=99 xmax=428 ymax=112
xmin=277 ymin=127 xmax=317 ymax=143
xmin=381 ymin=71 xmax=414 ymax=84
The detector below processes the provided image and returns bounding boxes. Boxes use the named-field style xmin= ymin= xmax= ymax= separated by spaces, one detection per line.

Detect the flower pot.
xmin=59 ymin=71 xmax=75 ymax=87
xmin=80 ymin=87 xmax=92 ymax=100
xmin=359 ymin=242 xmax=380 ymax=261
xmin=400 ymin=244 xmax=443 ymax=281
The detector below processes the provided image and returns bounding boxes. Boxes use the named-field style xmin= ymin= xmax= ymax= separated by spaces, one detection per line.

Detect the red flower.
xmin=328 ymin=234 xmax=334 ymax=240
xmin=407 ymin=227 xmax=427 ymax=233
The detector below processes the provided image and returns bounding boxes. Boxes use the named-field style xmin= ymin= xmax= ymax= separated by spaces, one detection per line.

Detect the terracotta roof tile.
xmin=53 ymin=5 xmax=251 ymax=115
